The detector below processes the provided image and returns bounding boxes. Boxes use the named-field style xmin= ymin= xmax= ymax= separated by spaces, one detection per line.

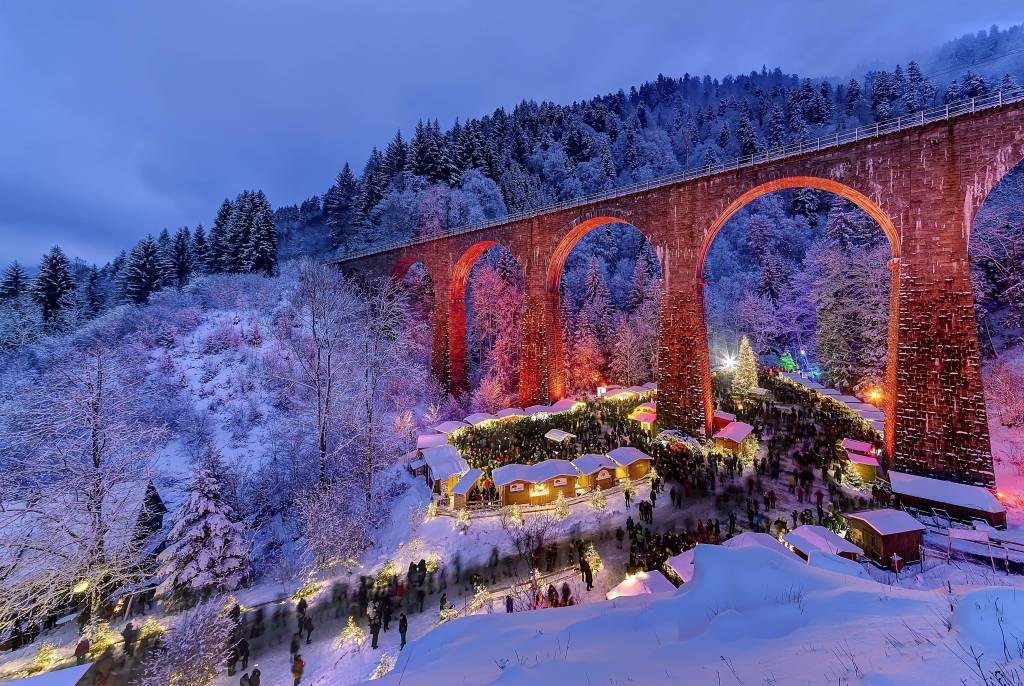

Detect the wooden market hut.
xmin=844 ymin=509 xmax=925 ymax=567
xmin=432 ymin=420 xmax=470 ymax=435
xmin=422 ymin=445 xmax=470 ymax=495
xmin=492 ymin=464 xmax=535 ymax=506
xmin=608 ymin=446 xmax=653 ymax=479
xmin=528 ymin=459 xmax=578 ymax=503
xmin=840 ymin=438 xmax=876 ymax=455
xmin=548 ymin=398 xmax=584 ymax=414
xmin=711 ymin=421 xmax=755 ymax=455
xmin=572 ymin=453 xmax=619 ymax=491
xmin=450 ymin=468 xmax=484 ymax=509
xmin=888 ymin=471 xmax=1007 ymax=528
xmin=496 ymin=407 xmax=526 ymax=421
xmin=712 ymin=410 xmax=736 ymax=432
xmin=846 ymin=451 xmax=879 ymax=482
xmin=630 ymin=410 xmax=657 ymax=433
xmin=783 ymin=525 xmax=863 ymax=561
xmin=463 ymin=412 xmax=498 ymax=427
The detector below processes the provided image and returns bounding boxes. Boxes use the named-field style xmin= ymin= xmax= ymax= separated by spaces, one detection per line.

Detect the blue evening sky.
xmin=0 ymin=1 xmax=1020 ymax=265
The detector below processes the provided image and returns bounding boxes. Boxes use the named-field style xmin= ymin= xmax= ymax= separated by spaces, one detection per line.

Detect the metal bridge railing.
xmin=337 ymin=87 xmax=1024 ymax=263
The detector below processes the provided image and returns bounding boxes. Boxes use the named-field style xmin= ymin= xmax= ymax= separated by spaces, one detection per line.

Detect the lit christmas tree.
xmin=731 ymin=335 xmax=758 ymax=396
xmin=779 ymin=351 xmax=797 ymax=373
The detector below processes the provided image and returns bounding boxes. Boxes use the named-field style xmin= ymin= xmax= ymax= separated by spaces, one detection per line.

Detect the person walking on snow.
xmin=399 ymin=613 xmax=408 ymax=649
xmin=302 ymin=615 xmax=314 ymax=644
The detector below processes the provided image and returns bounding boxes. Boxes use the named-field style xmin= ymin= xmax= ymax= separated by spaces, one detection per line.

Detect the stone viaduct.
xmin=339 ymin=94 xmax=1024 ymax=487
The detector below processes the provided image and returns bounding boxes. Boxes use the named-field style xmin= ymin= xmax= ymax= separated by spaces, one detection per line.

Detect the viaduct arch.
xmin=339 ymin=97 xmax=1024 ymax=487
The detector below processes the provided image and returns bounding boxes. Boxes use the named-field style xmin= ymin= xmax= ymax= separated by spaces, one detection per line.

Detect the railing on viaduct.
xmin=336 ymin=87 xmax=1024 ymax=263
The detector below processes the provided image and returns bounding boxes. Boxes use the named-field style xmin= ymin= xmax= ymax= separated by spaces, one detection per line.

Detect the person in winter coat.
xmin=240 ymin=673 xmax=250 ymax=686
xmin=505 ymin=595 xmax=514 ymax=613
xmin=291 ymin=654 xmax=305 ymax=685
xmin=381 ymin=596 xmax=392 ymax=632
xmin=74 ymin=638 xmax=90 ymax=664
xmin=370 ymin=615 xmax=382 ymax=649
xmin=302 ymin=615 xmax=314 ymax=644
xmin=399 ymin=613 xmax=408 ymax=649
xmin=296 ymin=598 xmax=308 ymax=618
xmin=581 ymin=558 xmax=593 ymax=591
xmin=237 ymin=638 xmax=250 ymax=669
xmin=250 ymin=666 xmax=261 ymax=686
xmin=439 ymin=593 xmax=447 ymax=614
xmin=615 ymin=527 xmax=624 ymax=549
xmin=121 ymin=622 xmax=138 ymax=657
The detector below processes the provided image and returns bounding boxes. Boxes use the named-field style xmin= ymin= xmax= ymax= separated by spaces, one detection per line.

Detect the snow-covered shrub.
xmin=136 ymin=599 xmax=234 ymax=686
xmin=337 ymin=615 xmax=366 ymax=648
xmin=554 ymin=492 xmax=570 ymax=520
xmin=590 ymin=486 xmax=607 ymax=511
xmin=507 ymin=504 xmax=524 ymax=527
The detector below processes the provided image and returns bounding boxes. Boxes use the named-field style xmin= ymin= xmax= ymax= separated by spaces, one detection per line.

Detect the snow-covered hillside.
xmin=363 ymin=545 xmax=1024 ymax=685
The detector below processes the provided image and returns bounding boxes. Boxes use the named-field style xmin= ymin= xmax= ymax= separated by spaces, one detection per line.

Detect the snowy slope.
xmin=356 ymin=545 xmax=1024 ymax=685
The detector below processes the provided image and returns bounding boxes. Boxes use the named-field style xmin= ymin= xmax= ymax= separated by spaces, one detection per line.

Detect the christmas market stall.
xmin=463 ymin=412 xmax=499 ymax=427
xmin=783 ymin=524 xmax=863 ymax=561
xmin=888 ymin=471 xmax=1006 ymax=528
xmin=608 ymin=446 xmax=653 ymax=479
xmin=605 ymin=569 xmax=676 ymax=600
xmin=496 ymin=407 xmax=526 ymax=420
xmin=432 ymin=420 xmax=470 ymax=435
xmin=711 ymin=421 xmax=755 ymax=456
xmin=712 ymin=409 xmax=736 ymax=431
xmin=846 ymin=451 xmax=879 ymax=482
xmin=548 ymin=398 xmax=584 ymax=414
xmin=492 ymin=464 xmax=534 ymax=506
xmin=844 ymin=509 xmax=925 ymax=567
xmin=528 ymin=459 xmax=578 ymax=504
xmin=450 ymin=468 xmax=484 ymax=509
xmin=572 ymin=453 xmax=619 ymax=491
xmin=422 ymin=445 xmax=470 ymax=496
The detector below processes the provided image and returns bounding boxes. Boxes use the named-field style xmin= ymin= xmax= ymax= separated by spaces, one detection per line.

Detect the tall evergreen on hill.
xmin=324 ymin=163 xmax=360 ymax=249
xmin=168 ymin=227 xmax=194 ymax=289
xmin=0 ymin=262 xmax=28 ymax=300
xmin=121 ymin=236 xmax=165 ymax=304
xmin=191 ymin=225 xmax=210 ymax=274
xmin=242 ymin=192 xmax=278 ymax=275
xmin=207 ymin=199 xmax=233 ymax=273
xmin=84 ymin=266 xmax=104 ymax=316
xmin=31 ymin=246 xmax=76 ymax=323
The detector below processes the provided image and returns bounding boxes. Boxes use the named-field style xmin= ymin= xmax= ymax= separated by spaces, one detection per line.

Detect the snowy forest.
xmin=1 ymin=25 xmax=1024 ymax=675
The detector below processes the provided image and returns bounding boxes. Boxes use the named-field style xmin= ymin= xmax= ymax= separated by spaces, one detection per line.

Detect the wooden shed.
xmin=712 ymin=410 xmax=736 ymax=432
xmin=450 ymin=468 xmax=484 ymax=509
xmin=846 ymin=451 xmax=879 ymax=482
xmin=422 ymin=445 xmax=469 ymax=495
xmin=492 ymin=464 xmax=535 ymax=506
xmin=844 ymin=509 xmax=924 ymax=567
xmin=711 ymin=421 xmax=755 ymax=455
xmin=888 ymin=471 xmax=1007 ymax=528
xmin=528 ymin=459 xmax=578 ymax=503
xmin=572 ymin=453 xmax=618 ymax=491
xmin=608 ymin=446 xmax=653 ymax=479
xmin=783 ymin=525 xmax=863 ymax=561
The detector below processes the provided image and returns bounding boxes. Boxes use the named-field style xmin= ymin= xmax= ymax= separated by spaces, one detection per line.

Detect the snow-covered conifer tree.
xmin=731 ymin=335 xmax=758 ymax=395
xmin=120 ymin=236 xmax=165 ymax=304
xmin=31 ymin=245 xmax=76 ymax=323
xmin=156 ymin=451 xmax=250 ymax=600
xmin=0 ymin=262 xmax=28 ymax=300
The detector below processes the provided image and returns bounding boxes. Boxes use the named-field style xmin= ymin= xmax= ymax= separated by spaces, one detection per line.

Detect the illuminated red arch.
xmin=546 ymin=214 xmax=658 ymax=294
xmin=696 ymin=176 xmax=901 ymax=280
xmin=450 ymin=240 xmax=498 ymax=302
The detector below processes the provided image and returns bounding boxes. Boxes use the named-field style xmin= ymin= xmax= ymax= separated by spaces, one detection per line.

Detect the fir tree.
xmin=169 ymin=227 xmax=194 ymax=289
xmin=731 ymin=335 xmax=758 ymax=395
xmin=120 ymin=236 xmax=165 ymax=305
xmin=31 ymin=246 xmax=76 ymax=323
xmin=766 ymin=105 xmax=787 ymax=148
xmin=207 ymin=199 xmax=233 ymax=273
xmin=0 ymin=262 xmax=28 ymax=300
xmin=156 ymin=451 xmax=250 ymax=599
xmin=84 ymin=266 xmax=104 ymax=316
xmin=191 ymin=225 xmax=210 ymax=274
xmin=242 ymin=191 xmax=278 ymax=275
xmin=324 ymin=163 xmax=360 ymax=249
xmin=383 ymin=131 xmax=408 ymax=179
xmin=736 ymin=111 xmax=759 ymax=156
xmin=845 ymin=79 xmax=862 ymax=116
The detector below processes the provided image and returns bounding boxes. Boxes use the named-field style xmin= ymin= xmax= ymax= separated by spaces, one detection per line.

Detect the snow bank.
xmin=354 ymin=544 xmax=1024 ymax=685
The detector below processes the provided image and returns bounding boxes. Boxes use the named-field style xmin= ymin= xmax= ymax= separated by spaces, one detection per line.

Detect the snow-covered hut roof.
xmin=832 ymin=394 xmax=861 ymax=404
xmin=818 ymin=388 xmax=842 ymax=396
xmin=712 ymin=421 xmax=754 ymax=443
xmin=451 ymin=468 xmax=484 ymax=497
xmin=492 ymin=464 xmax=535 ymax=487
xmin=783 ymin=525 xmax=863 ymax=558
xmin=807 ymin=550 xmax=871 ymax=579
xmin=572 ymin=453 xmax=618 ymax=475
xmin=667 ymin=534 xmax=799 ymax=583
xmin=713 ymin=409 xmax=736 ymax=423
xmin=869 ymin=420 xmax=885 ymax=435
xmin=605 ymin=569 xmax=675 ymax=600
xmin=631 ymin=411 xmax=657 ymax=424
xmin=641 ymin=381 xmax=657 ymax=391
xmin=840 ymin=438 xmax=874 ymax=455
xmin=422 ymin=445 xmax=468 ymax=482
xmin=416 ymin=433 xmax=449 ymax=449
xmin=845 ymin=508 xmax=925 ymax=536
xmin=529 ymin=459 xmax=578 ymax=482
xmin=524 ymin=404 xmax=551 ymax=415
xmin=846 ymin=451 xmax=879 ymax=467
xmin=748 ymin=387 xmax=768 ymax=396
xmin=605 ymin=387 xmax=637 ymax=399
xmin=888 ymin=472 xmax=1005 ymax=514
xmin=608 ymin=446 xmax=652 ymax=467
xmin=463 ymin=412 xmax=498 ymax=426
xmin=544 ymin=428 xmax=576 ymax=443
xmin=635 ymin=401 xmax=657 ymax=413
xmin=496 ymin=407 xmax=526 ymax=419
xmin=803 ymin=381 xmax=826 ymax=390
xmin=856 ymin=409 xmax=885 ymax=421
xmin=845 ymin=402 xmax=877 ymax=412
xmin=432 ymin=420 xmax=470 ymax=435
xmin=627 ymin=385 xmax=649 ymax=395
xmin=548 ymin=398 xmax=583 ymax=413
xmin=6 ymin=664 xmax=92 ymax=686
